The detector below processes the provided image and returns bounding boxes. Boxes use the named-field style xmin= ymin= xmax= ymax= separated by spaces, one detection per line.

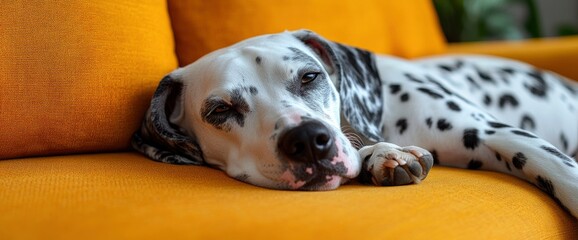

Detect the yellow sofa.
xmin=1 ymin=1 xmax=577 ymax=239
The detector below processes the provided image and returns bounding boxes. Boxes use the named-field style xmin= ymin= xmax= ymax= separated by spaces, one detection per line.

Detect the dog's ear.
xmin=292 ymin=29 xmax=385 ymax=142
xmin=291 ymin=30 xmax=340 ymax=76
xmin=132 ymin=75 xmax=204 ymax=165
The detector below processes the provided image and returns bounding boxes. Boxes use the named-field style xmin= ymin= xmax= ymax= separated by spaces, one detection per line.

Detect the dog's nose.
xmin=278 ymin=121 xmax=335 ymax=162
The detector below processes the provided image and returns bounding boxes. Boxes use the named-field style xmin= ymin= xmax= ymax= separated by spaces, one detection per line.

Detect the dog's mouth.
xmin=278 ymin=138 xmax=359 ymax=190
xmin=281 ymin=162 xmax=347 ymax=190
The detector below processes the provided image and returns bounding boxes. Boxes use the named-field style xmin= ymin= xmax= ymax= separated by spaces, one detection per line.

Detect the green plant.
xmin=433 ymin=0 xmax=541 ymax=42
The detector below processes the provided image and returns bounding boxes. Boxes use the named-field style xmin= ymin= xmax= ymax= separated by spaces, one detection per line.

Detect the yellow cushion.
xmin=168 ymin=0 xmax=447 ymax=66
xmin=0 ymin=1 xmax=178 ymax=159
xmin=1 ymin=153 xmax=575 ymax=239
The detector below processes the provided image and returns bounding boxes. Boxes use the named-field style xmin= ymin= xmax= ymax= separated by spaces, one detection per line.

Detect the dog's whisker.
xmin=341 ymin=126 xmax=364 ymax=149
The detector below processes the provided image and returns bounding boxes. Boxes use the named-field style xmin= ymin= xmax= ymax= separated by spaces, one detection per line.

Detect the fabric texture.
xmin=168 ymin=0 xmax=446 ymax=66
xmin=0 ymin=153 xmax=576 ymax=239
xmin=0 ymin=0 xmax=178 ymax=159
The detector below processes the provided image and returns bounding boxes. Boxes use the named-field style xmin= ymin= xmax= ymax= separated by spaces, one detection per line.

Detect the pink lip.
xmin=279 ymin=138 xmax=355 ymax=190
xmin=281 ymin=170 xmax=343 ymax=190
xmin=281 ymin=169 xmax=306 ymax=189
xmin=333 ymin=139 xmax=357 ymax=177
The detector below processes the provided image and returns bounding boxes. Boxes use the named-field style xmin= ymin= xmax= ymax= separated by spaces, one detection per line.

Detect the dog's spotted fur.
xmin=133 ymin=30 xmax=578 ymax=217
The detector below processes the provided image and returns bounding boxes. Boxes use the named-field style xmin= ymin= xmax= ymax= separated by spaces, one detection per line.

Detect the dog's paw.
xmin=358 ymin=142 xmax=433 ymax=186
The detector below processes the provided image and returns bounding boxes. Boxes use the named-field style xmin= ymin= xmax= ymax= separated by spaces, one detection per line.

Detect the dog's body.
xmin=133 ymin=30 xmax=578 ymax=217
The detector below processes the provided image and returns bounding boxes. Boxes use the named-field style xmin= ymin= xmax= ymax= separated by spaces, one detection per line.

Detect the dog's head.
xmin=133 ymin=30 xmax=383 ymax=190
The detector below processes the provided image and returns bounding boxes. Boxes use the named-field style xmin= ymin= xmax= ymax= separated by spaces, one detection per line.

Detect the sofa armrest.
xmin=445 ymin=36 xmax=578 ymax=80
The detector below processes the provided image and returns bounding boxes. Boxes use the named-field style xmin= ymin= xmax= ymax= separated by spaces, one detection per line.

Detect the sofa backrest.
xmin=0 ymin=0 xmax=178 ymax=159
xmin=169 ymin=0 xmax=447 ymax=66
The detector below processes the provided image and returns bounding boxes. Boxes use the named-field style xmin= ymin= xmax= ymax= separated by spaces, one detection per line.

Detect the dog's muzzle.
xmin=276 ymin=120 xmax=352 ymax=190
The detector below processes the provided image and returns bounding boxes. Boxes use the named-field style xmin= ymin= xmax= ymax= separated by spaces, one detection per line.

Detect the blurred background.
xmin=433 ymin=0 xmax=578 ymax=42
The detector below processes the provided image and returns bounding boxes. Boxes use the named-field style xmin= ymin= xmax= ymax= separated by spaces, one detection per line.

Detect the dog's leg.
xmin=391 ymin=116 xmax=578 ymax=217
xmin=481 ymin=126 xmax=578 ymax=217
xmin=357 ymin=142 xmax=434 ymax=186
xmin=360 ymin=118 xmax=578 ymax=216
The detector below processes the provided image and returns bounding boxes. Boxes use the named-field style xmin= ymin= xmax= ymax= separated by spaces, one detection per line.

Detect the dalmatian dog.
xmin=132 ymin=30 xmax=578 ymax=217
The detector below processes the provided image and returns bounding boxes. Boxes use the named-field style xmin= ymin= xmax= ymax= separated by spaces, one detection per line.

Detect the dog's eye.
xmin=213 ymin=104 xmax=231 ymax=113
xmin=301 ymin=72 xmax=320 ymax=84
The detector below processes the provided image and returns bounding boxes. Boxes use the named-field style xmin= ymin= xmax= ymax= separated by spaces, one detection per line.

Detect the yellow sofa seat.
xmin=1 ymin=0 xmax=577 ymax=239
xmin=1 ymin=153 xmax=576 ymax=239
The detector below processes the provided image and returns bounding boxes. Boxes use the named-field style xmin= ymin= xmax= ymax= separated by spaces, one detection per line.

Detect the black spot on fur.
xmin=396 ymin=118 xmax=408 ymax=135
xmin=498 ymin=94 xmax=519 ymax=109
xmin=512 ymin=152 xmax=527 ymax=170
xmin=437 ymin=119 xmax=453 ymax=131
xmin=495 ymin=153 xmax=502 ymax=161
xmin=499 ymin=72 xmax=511 ymax=84
xmin=541 ymin=145 xmax=567 ymax=159
xmin=426 ymin=117 xmax=433 ymax=128
xmin=470 ymin=113 xmax=480 ymax=121
xmin=512 ymin=129 xmax=537 ymax=138
xmin=446 ymin=101 xmax=461 ymax=112
xmin=541 ymin=145 xmax=575 ymax=167
xmin=501 ymin=67 xmax=515 ymax=74
xmin=525 ymin=70 xmax=548 ymax=97
xmin=485 ymin=130 xmax=496 ymax=135
xmin=505 ymin=161 xmax=512 ymax=172
xmin=405 ymin=73 xmax=424 ymax=83
xmin=519 ymin=114 xmax=535 ymax=130
xmin=483 ymin=94 xmax=492 ymax=106
xmin=456 ymin=93 xmax=476 ymax=106
xmin=476 ymin=68 xmax=495 ymax=83
xmin=557 ymin=76 xmax=577 ymax=95
xmin=437 ymin=60 xmax=463 ymax=72
xmin=400 ymin=93 xmax=410 ymax=102
xmin=390 ymin=84 xmax=401 ymax=94
xmin=438 ymin=64 xmax=454 ymax=72
xmin=463 ymin=128 xmax=480 ymax=150
xmin=536 ymin=176 xmax=571 ymax=213
xmin=249 ymin=86 xmax=258 ymax=95
xmin=455 ymin=60 xmax=464 ymax=68
xmin=255 ymin=56 xmax=262 ymax=65
xmin=417 ymin=87 xmax=444 ymax=99
xmin=488 ymin=121 xmax=511 ymax=128
xmin=467 ymin=159 xmax=483 ymax=169
xmin=280 ymin=100 xmax=292 ymax=108
xmin=466 ymin=75 xmax=481 ymax=89
xmin=426 ymin=76 xmax=453 ymax=95
xmin=561 ymin=134 xmax=569 ymax=152
xmin=536 ymin=175 xmax=555 ymax=198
